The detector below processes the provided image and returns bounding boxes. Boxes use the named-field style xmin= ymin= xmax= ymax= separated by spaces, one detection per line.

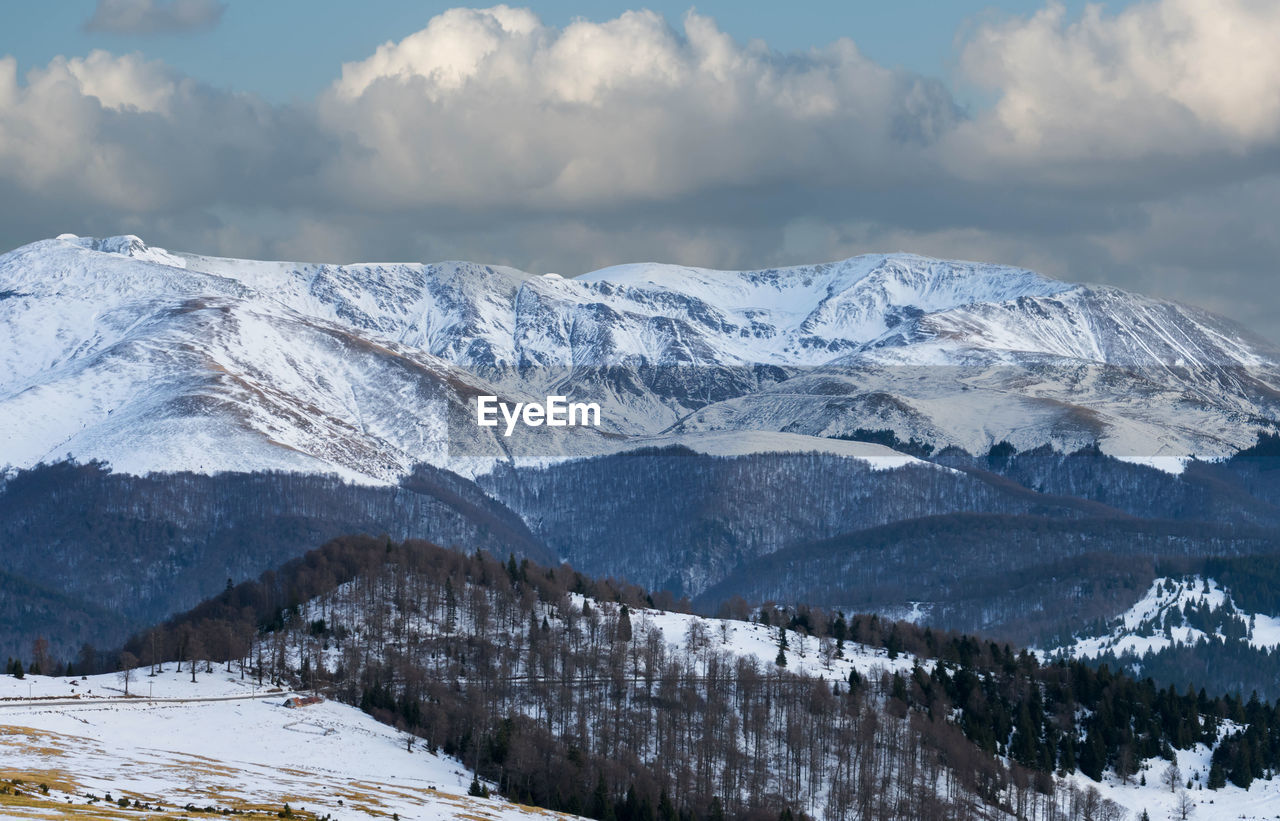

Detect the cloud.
xmin=33 ymin=50 xmax=177 ymax=112
xmin=1 ymin=2 xmax=1279 ymax=342
xmin=84 ymin=0 xmax=226 ymax=35
xmin=316 ymin=7 xmax=959 ymax=210
xmin=952 ymin=0 xmax=1280 ymax=181
xmin=0 ymin=50 xmax=325 ymax=213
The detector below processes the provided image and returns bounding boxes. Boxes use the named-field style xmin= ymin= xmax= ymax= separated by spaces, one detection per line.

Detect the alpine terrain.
xmin=4 ymin=233 xmax=1280 ymax=688
xmin=2 ymin=234 xmax=1278 ymax=481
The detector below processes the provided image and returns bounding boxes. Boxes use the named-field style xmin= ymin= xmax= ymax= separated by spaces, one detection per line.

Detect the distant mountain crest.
xmin=1 ymin=234 xmax=1277 ymax=482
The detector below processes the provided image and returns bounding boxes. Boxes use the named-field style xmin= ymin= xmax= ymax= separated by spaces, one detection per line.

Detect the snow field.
xmin=0 ymin=667 xmax=576 ymax=820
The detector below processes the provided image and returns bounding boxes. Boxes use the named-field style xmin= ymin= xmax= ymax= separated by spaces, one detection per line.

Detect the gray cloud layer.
xmin=84 ymin=0 xmax=226 ymax=34
xmin=6 ymin=1 xmax=1280 ymax=341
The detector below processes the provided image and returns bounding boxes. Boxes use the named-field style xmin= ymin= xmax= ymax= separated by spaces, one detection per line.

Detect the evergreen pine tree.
xmin=1010 ymin=702 xmax=1038 ymax=767
xmin=1234 ymin=742 xmax=1255 ymax=788
xmin=622 ymin=785 xmax=640 ymax=821
xmin=1208 ymin=761 xmax=1226 ymax=789
xmin=444 ymin=578 xmax=458 ymax=634
xmin=1079 ymin=734 xmax=1107 ymax=781
xmin=886 ymin=626 xmax=902 ymax=660
xmin=891 ymin=672 xmax=908 ymax=703
xmin=617 ymin=605 xmax=632 ymax=643
xmin=590 ymin=772 xmax=611 ymax=820
xmin=657 ymin=790 xmax=676 ymax=821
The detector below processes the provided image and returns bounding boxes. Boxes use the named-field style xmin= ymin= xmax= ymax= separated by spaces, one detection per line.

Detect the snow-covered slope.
xmin=0 ymin=235 xmax=617 ymax=482
xmin=1050 ymin=576 xmax=1280 ymax=662
xmin=0 ymin=667 xmax=577 ymax=820
xmin=677 ymin=286 xmax=1280 ymax=461
xmin=573 ymin=254 xmax=1069 ymax=364
xmin=2 ymin=234 xmax=1278 ymax=482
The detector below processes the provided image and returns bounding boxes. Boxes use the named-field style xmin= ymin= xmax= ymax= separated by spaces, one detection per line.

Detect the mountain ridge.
xmin=3 ymin=233 xmax=1279 ymax=483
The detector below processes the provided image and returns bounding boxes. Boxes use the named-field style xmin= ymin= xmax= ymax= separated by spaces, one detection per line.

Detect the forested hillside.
xmin=478 ymin=446 xmax=1118 ymax=597
xmin=1052 ymin=572 xmax=1280 ymax=700
xmin=933 ymin=442 xmax=1280 ymax=526
xmin=10 ymin=439 xmax=1280 ymax=675
xmin=0 ymin=460 xmax=548 ymax=659
xmin=696 ymin=514 xmax=1280 ymax=644
xmin=51 ymin=534 xmax=1280 ymax=821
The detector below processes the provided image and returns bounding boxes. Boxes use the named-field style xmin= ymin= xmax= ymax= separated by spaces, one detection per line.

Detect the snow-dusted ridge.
xmin=2 ymin=233 xmax=1278 ymax=482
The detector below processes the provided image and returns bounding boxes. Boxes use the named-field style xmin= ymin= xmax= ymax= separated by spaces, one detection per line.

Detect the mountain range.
xmin=3 ymin=233 xmax=1278 ymax=483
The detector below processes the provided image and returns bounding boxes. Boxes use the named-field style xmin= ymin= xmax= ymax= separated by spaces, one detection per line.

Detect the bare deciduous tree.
xmin=1175 ymin=789 xmax=1195 ymax=820
xmin=117 ymin=651 xmax=139 ymax=696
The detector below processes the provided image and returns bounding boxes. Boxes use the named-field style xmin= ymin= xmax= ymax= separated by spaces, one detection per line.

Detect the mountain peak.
xmin=51 ymin=233 xmax=189 ymax=268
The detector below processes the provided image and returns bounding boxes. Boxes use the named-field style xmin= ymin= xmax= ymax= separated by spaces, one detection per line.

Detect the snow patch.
xmin=1114 ymin=455 xmax=1193 ymax=475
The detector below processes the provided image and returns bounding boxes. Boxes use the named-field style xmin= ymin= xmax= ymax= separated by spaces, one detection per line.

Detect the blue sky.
xmin=4 ymin=0 xmax=1104 ymax=102
xmin=1 ymin=0 xmax=1279 ymax=341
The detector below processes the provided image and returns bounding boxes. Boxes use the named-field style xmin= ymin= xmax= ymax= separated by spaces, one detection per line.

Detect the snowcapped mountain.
xmin=2 ymin=233 xmax=1278 ymax=482
xmin=0 ymin=235 xmax=619 ymax=482
xmin=677 ymin=286 xmax=1280 ymax=462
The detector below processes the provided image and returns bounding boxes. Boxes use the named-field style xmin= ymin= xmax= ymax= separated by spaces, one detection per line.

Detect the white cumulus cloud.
xmin=0 ymin=51 xmax=317 ymax=213
xmin=317 ymin=7 xmax=957 ymax=209
xmin=957 ymin=0 xmax=1280 ymax=164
